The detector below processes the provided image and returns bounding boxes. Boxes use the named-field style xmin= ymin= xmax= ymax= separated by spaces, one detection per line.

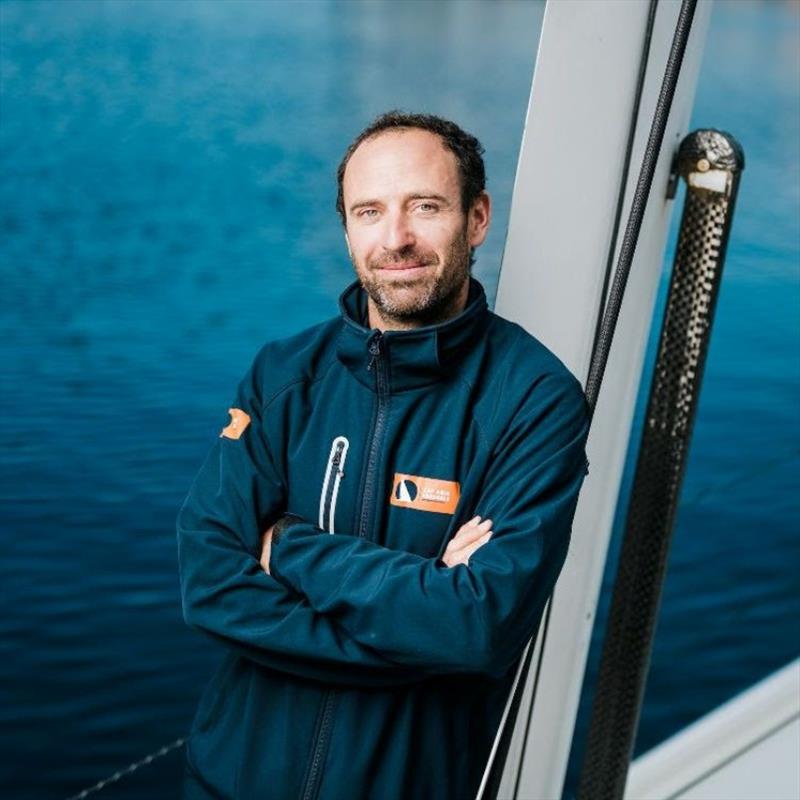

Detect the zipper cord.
xmin=331 ymin=445 xmax=344 ymax=488
xmin=366 ymin=332 xmax=383 ymax=371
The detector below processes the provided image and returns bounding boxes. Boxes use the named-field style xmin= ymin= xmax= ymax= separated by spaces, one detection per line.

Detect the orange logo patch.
xmin=220 ymin=408 xmax=251 ymax=440
xmin=389 ymin=473 xmax=460 ymax=515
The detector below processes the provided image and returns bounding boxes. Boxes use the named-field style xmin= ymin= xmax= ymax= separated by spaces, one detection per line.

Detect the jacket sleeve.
xmin=176 ymin=347 xmax=431 ymax=688
xmin=268 ymin=372 xmax=591 ymax=680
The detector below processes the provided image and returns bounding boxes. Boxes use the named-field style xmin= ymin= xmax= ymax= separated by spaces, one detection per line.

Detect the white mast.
xmin=492 ymin=1 xmax=712 ymax=797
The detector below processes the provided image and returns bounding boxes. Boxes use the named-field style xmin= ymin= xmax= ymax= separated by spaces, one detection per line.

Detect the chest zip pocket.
xmin=318 ymin=436 xmax=349 ymax=534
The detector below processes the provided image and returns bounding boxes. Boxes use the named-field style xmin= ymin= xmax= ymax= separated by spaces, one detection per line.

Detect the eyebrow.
xmin=348 ymin=193 xmax=452 ymax=214
xmin=407 ymin=193 xmax=451 ymax=206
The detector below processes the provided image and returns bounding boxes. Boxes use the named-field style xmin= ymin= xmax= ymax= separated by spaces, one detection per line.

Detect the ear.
xmin=344 ymin=231 xmax=353 ymax=260
xmin=468 ymin=192 xmax=491 ymax=249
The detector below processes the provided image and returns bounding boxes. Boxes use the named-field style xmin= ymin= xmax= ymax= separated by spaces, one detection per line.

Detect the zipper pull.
xmin=332 ymin=446 xmax=344 ymax=477
xmin=366 ymin=332 xmax=383 ymax=371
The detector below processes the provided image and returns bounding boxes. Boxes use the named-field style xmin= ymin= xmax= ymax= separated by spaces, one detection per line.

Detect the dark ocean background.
xmin=1 ymin=1 xmax=797 ymax=797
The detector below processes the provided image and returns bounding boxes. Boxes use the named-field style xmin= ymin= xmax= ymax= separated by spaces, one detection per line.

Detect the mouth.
xmin=377 ymin=263 xmax=432 ymax=276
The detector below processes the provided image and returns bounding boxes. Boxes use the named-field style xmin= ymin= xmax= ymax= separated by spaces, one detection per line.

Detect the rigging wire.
xmin=584 ymin=0 xmax=699 ymax=418
xmin=588 ymin=0 xmax=661 ymax=404
xmin=64 ymin=737 xmax=186 ymax=800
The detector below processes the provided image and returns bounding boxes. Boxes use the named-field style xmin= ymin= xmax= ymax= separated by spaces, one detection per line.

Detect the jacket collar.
xmin=336 ymin=276 xmax=490 ymax=392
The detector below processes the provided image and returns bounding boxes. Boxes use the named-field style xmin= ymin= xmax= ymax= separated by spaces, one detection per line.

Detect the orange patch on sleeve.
xmin=220 ymin=408 xmax=251 ymax=440
xmin=389 ymin=473 xmax=460 ymax=515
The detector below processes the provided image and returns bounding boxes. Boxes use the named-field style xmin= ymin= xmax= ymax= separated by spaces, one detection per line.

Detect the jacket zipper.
xmin=318 ymin=436 xmax=349 ymax=534
xmin=300 ymin=690 xmax=338 ymax=800
xmin=299 ymin=332 xmax=386 ymax=800
xmin=360 ymin=332 xmax=388 ymax=540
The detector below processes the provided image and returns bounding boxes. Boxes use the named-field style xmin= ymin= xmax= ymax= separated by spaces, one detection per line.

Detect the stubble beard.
xmin=353 ymin=224 xmax=472 ymax=328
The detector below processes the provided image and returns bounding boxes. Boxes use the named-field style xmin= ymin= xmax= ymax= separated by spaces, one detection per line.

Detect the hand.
xmin=260 ymin=521 xmax=277 ymax=575
xmin=441 ymin=516 xmax=493 ymax=568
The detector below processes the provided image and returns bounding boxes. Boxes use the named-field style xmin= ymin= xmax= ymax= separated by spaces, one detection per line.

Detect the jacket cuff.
xmin=269 ymin=515 xmax=322 ymax=589
xmin=271 ymin=512 xmax=310 ymax=544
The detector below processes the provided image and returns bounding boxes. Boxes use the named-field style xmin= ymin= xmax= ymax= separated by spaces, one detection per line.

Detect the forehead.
xmin=343 ymin=128 xmax=461 ymax=202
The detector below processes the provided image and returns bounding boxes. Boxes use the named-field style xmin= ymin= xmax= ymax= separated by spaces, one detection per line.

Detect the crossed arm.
xmin=259 ymin=514 xmax=495 ymax=575
xmin=177 ymin=354 xmax=589 ymax=687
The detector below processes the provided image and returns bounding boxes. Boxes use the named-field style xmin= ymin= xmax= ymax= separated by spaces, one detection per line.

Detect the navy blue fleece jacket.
xmin=177 ymin=276 xmax=590 ymax=800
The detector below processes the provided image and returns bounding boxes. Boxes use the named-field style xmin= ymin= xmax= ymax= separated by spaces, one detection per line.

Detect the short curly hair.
xmin=335 ymin=110 xmax=486 ymax=227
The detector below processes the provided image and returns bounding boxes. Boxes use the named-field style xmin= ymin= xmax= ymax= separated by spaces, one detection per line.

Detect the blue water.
xmin=1 ymin=1 xmax=797 ymax=798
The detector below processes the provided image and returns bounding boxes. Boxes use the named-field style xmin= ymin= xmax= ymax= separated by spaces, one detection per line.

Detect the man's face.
xmin=342 ymin=128 xmax=490 ymax=330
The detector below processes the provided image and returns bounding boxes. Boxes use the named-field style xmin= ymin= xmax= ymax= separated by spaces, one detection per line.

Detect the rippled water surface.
xmin=1 ymin=1 xmax=798 ymax=797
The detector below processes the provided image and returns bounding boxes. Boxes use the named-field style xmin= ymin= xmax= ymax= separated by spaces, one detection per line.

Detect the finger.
xmin=464 ymin=532 xmax=493 ymax=565
xmin=456 ymin=519 xmax=492 ymax=547
xmin=446 ymin=532 xmax=492 ymax=560
xmin=452 ymin=517 xmax=493 ymax=545
xmin=446 ymin=530 xmax=493 ymax=565
xmin=454 ymin=515 xmax=481 ymax=537
xmin=469 ymin=531 xmax=493 ymax=553
xmin=260 ymin=540 xmax=271 ymax=572
xmin=446 ymin=523 xmax=494 ymax=557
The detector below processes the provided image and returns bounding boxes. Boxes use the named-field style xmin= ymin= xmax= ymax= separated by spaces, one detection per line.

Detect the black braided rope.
xmin=585 ymin=0 xmax=699 ymax=418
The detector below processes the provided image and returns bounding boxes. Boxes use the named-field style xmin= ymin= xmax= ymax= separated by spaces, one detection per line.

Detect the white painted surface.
xmin=490 ymin=0 xmax=713 ymax=797
xmin=625 ymin=659 xmax=800 ymax=800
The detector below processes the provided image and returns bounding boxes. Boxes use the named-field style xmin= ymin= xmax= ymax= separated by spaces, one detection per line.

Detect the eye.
xmin=358 ymin=208 xmax=379 ymax=218
xmin=417 ymin=202 xmax=439 ymax=213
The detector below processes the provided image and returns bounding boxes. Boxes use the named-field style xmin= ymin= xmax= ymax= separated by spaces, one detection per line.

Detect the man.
xmin=177 ymin=111 xmax=590 ymax=800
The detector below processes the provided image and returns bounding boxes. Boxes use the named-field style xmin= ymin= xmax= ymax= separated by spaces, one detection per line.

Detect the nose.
xmin=382 ymin=210 xmax=416 ymax=253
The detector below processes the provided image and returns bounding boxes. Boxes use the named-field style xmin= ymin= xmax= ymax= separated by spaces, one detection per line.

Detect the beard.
xmin=352 ymin=223 xmax=472 ymax=328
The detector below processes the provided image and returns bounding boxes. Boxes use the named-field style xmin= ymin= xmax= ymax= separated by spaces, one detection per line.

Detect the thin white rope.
xmin=64 ymin=736 xmax=186 ymax=800
xmin=475 ymin=637 xmax=533 ymax=800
